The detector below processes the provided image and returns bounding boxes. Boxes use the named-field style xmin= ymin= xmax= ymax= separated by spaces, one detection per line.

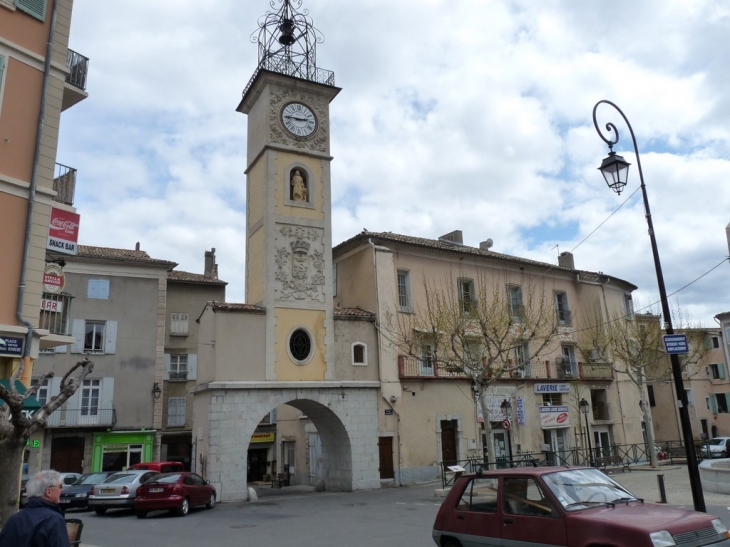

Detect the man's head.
xmin=25 ymin=470 xmax=63 ymax=504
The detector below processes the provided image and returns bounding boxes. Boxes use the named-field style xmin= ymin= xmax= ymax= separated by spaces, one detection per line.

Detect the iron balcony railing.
xmin=66 ymin=49 xmax=89 ymax=91
xmin=168 ymin=371 xmax=188 ymax=381
xmin=398 ymin=355 xmax=614 ymax=381
xmin=53 ymin=163 xmax=76 ymax=206
xmin=39 ymin=292 xmax=72 ymax=336
xmin=593 ymin=401 xmax=610 ymax=421
xmin=242 ymin=54 xmax=336 ymax=101
xmin=46 ymin=408 xmax=116 ymax=428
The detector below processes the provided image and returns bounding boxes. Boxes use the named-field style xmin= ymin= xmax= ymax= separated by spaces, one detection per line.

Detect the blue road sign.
xmin=663 ymin=334 xmax=689 ymax=355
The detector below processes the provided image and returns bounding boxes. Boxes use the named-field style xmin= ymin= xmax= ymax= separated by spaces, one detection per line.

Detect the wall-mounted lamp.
xmin=389 ymin=395 xmax=397 ymax=403
xmin=152 ymin=382 xmax=162 ymax=399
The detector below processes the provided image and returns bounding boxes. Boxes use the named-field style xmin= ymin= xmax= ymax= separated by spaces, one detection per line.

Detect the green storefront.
xmin=91 ymin=431 xmax=156 ymax=472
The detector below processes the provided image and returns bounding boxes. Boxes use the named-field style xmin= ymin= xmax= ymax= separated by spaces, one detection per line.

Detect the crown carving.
xmin=290 ymin=240 xmax=310 ymax=253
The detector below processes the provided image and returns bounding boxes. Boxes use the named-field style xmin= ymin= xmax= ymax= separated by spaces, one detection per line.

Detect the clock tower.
xmin=236 ymin=0 xmax=340 ymax=381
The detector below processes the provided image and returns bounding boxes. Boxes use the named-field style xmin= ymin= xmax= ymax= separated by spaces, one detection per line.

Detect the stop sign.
xmin=502 ymin=418 xmax=511 ymax=430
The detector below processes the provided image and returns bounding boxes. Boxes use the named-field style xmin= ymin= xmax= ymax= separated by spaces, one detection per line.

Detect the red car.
xmin=433 ymin=466 xmax=730 ymax=547
xmin=134 ymin=472 xmax=216 ymax=518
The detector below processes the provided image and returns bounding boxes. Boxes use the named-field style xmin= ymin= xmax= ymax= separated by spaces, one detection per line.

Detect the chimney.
xmin=479 ymin=239 xmax=494 ymax=251
xmin=135 ymin=242 xmax=140 ymax=251
xmin=438 ymin=230 xmax=463 ymax=245
xmin=558 ymin=251 xmax=575 ymax=270
xmin=204 ymin=248 xmax=218 ymax=279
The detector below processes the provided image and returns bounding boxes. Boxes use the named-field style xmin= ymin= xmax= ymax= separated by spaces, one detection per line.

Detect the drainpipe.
xmin=17 ymin=0 xmax=60 ymax=386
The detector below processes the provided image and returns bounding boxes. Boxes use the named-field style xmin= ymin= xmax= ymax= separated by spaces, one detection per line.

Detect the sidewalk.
xmin=610 ymin=464 xmax=730 ymax=507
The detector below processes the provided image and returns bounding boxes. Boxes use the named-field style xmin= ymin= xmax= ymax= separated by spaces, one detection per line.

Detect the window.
xmin=84 ymin=321 xmax=105 ymax=353
xmin=709 ymin=364 xmax=726 ymax=380
xmin=714 ymin=394 xmax=729 ymax=414
xmin=513 ymin=342 xmax=530 ymax=377
xmin=15 ymin=0 xmax=47 ymax=21
xmin=31 ymin=379 xmax=49 ymax=406
xmin=686 ymin=389 xmax=695 ymax=406
xmin=170 ymin=313 xmax=189 ymax=336
xmin=352 ymin=343 xmax=367 ymax=366
xmin=504 ymin=477 xmax=555 ymax=517
xmin=560 ymin=346 xmax=577 ymax=377
xmin=507 ymin=285 xmax=523 ymax=318
xmin=289 ymin=328 xmax=312 ymax=362
xmin=713 ymin=337 xmax=720 ymax=349
xmin=464 ymin=340 xmax=483 ymax=366
xmin=81 ymin=379 xmax=100 ymax=416
xmin=39 ymin=292 xmax=71 ymax=335
xmin=71 ymin=319 xmax=117 ymax=355
xmin=167 ymin=397 xmax=186 ymax=427
xmin=624 ymin=294 xmax=634 ymax=319
xmin=169 ymin=355 xmax=188 ymax=381
xmin=333 ymin=264 xmax=337 ymax=297
xmin=458 ymin=279 xmax=475 ymax=314
xmin=419 ymin=340 xmax=435 ymax=376
xmin=647 ymin=385 xmax=656 ymax=407
xmin=87 ymin=279 xmax=110 ymax=299
xmin=554 ymin=292 xmax=571 ymax=324
xmin=397 ymin=270 xmax=412 ymax=311
xmin=542 ymin=393 xmax=562 ymax=406
xmin=457 ymin=477 xmax=498 ymax=512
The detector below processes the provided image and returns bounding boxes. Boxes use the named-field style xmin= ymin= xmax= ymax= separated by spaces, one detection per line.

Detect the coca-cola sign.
xmin=47 ymin=207 xmax=80 ymax=255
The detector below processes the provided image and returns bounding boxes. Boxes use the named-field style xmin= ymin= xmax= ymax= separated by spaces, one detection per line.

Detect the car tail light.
xmin=121 ymin=486 xmax=129 ymax=495
xmin=171 ymin=485 xmax=183 ymax=495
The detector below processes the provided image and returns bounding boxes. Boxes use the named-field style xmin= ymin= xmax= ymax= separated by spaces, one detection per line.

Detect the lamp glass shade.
xmin=579 ymin=398 xmax=589 ymax=414
xmin=598 ymin=152 xmax=630 ymax=195
xmin=501 ymin=399 xmax=512 ymax=417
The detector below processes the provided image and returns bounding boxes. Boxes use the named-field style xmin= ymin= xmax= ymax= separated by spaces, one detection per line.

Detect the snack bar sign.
xmin=47 ymin=207 xmax=80 ymax=255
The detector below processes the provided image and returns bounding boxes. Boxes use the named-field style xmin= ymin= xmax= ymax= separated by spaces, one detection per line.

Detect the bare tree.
xmin=385 ymin=271 xmax=560 ymax=465
xmin=0 ymin=358 xmax=93 ymax=525
xmin=576 ymin=309 xmax=707 ymax=468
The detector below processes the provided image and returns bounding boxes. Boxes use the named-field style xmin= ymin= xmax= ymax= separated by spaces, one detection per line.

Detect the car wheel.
xmin=176 ymin=497 xmax=190 ymax=517
xmin=94 ymin=508 xmax=107 ymax=515
xmin=136 ymin=510 xmax=147 ymax=519
xmin=722 ymin=451 xmax=727 ymax=458
xmin=206 ymin=493 xmax=216 ymax=510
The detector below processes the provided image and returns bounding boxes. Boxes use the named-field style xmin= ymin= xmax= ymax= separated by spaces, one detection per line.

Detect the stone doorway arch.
xmin=194 ymin=385 xmax=379 ymax=502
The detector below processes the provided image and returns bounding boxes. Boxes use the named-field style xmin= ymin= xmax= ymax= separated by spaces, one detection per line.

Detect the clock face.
xmin=281 ymin=102 xmax=317 ymax=137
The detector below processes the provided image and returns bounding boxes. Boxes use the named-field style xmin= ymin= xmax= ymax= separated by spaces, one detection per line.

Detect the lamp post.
xmin=500 ymin=399 xmax=513 ymax=467
xmin=579 ymin=398 xmax=596 ymax=467
xmin=592 ymin=100 xmax=705 ymax=512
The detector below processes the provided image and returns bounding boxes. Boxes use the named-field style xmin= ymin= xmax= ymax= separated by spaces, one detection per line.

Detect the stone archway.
xmin=198 ymin=385 xmax=379 ymax=502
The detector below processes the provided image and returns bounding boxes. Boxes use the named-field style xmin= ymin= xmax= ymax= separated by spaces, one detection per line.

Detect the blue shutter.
xmin=719 ymin=365 xmax=727 ymax=380
xmin=15 ymin=0 xmax=47 ymax=21
xmin=187 ymin=354 xmax=197 ymax=381
xmin=710 ymin=395 xmax=718 ymax=415
xmin=104 ymin=321 xmax=117 ymax=354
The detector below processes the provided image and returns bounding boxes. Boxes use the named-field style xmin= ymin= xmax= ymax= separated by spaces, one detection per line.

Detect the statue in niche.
xmin=290 ymin=169 xmax=308 ymax=202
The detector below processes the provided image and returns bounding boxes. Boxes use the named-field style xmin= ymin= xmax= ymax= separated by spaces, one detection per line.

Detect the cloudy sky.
xmin=59 ymin=0 xmax=730 ymax=325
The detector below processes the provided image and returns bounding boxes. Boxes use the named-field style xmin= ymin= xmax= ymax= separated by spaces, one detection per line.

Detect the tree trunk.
xmin=0 ymin=438 xmax=26 ymax=526
xmin=478 ymin=392 xmax=496 ymax=467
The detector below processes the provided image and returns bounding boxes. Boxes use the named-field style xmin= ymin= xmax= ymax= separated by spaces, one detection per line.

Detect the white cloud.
xmin=59 ymin=0 xmax=730 ymax=325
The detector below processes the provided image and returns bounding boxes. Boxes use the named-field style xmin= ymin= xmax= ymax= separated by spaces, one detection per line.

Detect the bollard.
xmin=657 ymin=474 xmax=668 ymax=504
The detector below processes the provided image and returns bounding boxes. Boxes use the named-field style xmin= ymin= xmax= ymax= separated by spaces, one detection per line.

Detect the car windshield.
xmin=75 ymin=473 xmax=109 ymax=485
xmin=104 ymin=473 xmax=137 ymax=484
xmin=148 ymin=473 xmax=182 ymax=484
xmin=542 ymin=468 xmax=637 ymax=511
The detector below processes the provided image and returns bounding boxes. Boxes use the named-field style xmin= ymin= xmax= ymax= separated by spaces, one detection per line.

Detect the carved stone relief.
xmin=270 ymin=88 xmax=328 ymax=152
xmin=275 ymin=224 xmax=325 ymax=302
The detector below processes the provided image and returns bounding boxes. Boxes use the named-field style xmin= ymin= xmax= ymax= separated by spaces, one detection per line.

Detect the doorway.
xmin=543 ymin=428 xmax=568 ymax=465
xmin=378 ymin=436 xmax=394 ymax=479
xmin=593 ymin=426 xmax=612 ymax=458
xmin=308 ymin=433 xmax=323 ymax=486
xmin=50 ymin=437 xmax=84 ymax=474
xmin=440 ymin=420 xmax=458 ymax=466
xmin=247 ymin=448 xmax=268 ymax=482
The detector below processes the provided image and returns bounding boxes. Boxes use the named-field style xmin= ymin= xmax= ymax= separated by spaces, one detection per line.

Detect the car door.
xmin=501 ymin=476 xmax=567 ymax=547
xmin=191 ymin=474 xmax=207 ymax=506
xmin=451 ymin=476 xmax=502 ymax=547
xmin=183 ymin=474 xmax=198 ymax=504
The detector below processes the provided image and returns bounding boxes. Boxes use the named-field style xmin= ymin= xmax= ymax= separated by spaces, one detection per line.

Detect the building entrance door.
xmin=50 ymin=437 xmax=84 ymax=474
xmin=543 ymin=428 xmax=568 ymax=465
xmin=378 ymin=436 xmax=394 ymax=479
xmin=440 ymin=421 xmax=458 ymax=466
xmin=247 ymin=448 xmax=268 ymax=482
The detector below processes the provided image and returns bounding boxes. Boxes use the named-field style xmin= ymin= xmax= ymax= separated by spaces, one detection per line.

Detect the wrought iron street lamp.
xmin=592 ymin=100 xmax=705 ymax=512
xmin=579 ymin=398 xmax=596 ymax=467
xmin=500 ymin=399 xmax=514 ymax=467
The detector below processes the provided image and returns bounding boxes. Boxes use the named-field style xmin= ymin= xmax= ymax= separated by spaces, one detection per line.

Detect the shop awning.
xmin=0 ymin=379 xmax=42 ymax=414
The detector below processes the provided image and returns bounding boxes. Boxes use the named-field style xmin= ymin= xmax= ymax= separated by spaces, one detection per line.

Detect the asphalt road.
xmin=76 ymin=469 xmax=730 ymax=547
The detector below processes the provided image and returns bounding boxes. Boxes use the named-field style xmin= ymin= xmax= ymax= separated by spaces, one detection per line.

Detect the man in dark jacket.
xmin=0 ymin=470 xmax=70 ymax=547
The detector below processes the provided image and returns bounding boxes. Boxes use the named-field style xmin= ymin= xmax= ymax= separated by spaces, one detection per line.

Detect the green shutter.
xmin=15 ymin=0 xmax=47 ymax=22
xmin=719 ymin=364 xmax=726 ymax=380
xmin=710 ymin=395 xmax=718 ymax=415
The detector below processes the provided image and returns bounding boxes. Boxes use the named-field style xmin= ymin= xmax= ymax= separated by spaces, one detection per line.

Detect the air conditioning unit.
xmin=513 ymin=369 xmax=525 ymax=379
xmin=589 ymin=349 xmax=599 ymax=361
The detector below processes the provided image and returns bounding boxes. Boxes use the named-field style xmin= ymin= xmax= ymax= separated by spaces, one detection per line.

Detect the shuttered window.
xmin=167 ymin=397 xmax=186 ymax=427
xmin=15 ymin=0 xmax=47 ymax=21
xmin=170 ymin=313 xmax=189 ymax=335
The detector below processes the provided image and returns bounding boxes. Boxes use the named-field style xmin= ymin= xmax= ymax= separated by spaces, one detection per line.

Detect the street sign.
xmin=663 ymin=334 xmax=689 ymax=355
xmin=502 ymin=418 xmax=511 ymax=430
xmin=0 ymin=336 xmax=24 ymax=357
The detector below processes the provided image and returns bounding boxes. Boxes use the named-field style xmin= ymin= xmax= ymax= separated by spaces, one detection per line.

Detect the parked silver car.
xmin=88 ymin=470 xmax=158 ymax=515
xmin=701 ymin=437 xmax=730 ymax=458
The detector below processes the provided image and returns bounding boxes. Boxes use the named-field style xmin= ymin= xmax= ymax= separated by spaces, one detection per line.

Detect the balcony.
xmin=593 ymin=402 xmax=610 ymax=421
xmin=554 ymin=358 xmax=578 ymax=379
xmin=46 ymin=408 xmax=116 ymax=428
xmin=580 ymin=362 xmax=614 ymax=380
xmin=398 ymin=356 xmax=470 ymax=379
xmin=62 ymin=48 xmax=89 ymax=111
xmin=53 ymin=163 xmax=76 ymax=206
xmin=168 ymin=371 xmax=188 ymax=381
xmin=39 ymin=292 xmax=72 ymax=335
